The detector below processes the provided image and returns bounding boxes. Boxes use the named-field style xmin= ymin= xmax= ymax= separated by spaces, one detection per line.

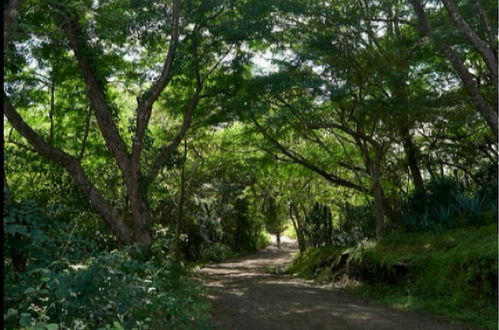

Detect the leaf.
xmin=112 ymin=321 xmax=125 ymax=329
xmin=24 ymin=287 xmax=36 ymax=294
xmin=46 ymin=324 xmax=59 ymax=330
xmin=3 ymin=308 xmax=18 ymax=320
xmin=19 ymin=314 xmax=32 ymax=327
xmin=6 ymin=224 xmax=30 ymax=236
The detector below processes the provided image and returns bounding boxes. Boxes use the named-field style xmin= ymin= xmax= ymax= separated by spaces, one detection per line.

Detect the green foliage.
xmin=473 ymin=162 xmax=498 ymax=204
xmin=4 ymin=0 xmax=498 ymax=327
xmin=287 ymin=245 xmax=346 ymax=280
xmin=336 ymin=202 xmax=376 ymax=243
xmin=282 ymin=223 xmax=297 ymax=239
xmin=4 ymin=201 xmax=99 ymax=270
xmin=262 ymin=195 xmax=286 ymax=235
xmin=289 ymin=224 xmax=498 ymax=329
xmin=199 ymin=242 xmax=235 ymax=262
xmin=5 ymin=249 xmax=211 ymax=329
xmin=4 ymin=203 xmax=211 ymax=330
xmin=401 ymin=177 xmax=497 ymax=231
xmin=302 ymin=202 xmax=333 ymax=248
xmin=402 ymin=177 xmax=463 ymax=229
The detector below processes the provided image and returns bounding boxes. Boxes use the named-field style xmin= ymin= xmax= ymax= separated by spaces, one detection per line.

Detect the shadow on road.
xmin=197 ymin=237 xmax=468 ymax=330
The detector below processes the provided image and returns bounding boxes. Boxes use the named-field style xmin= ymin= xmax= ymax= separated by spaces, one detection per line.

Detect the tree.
xmin=235 ymin=0 xmax=495 ymax=238
xmin=409 ymin=0 xmax=498 ymax=137
xmin=4 ymin=0 xmax=273 ymax=245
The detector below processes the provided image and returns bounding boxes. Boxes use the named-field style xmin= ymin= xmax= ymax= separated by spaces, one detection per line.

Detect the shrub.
xmin=288 ymin=224 xmax=498 ymax=329
xmin=200 ymin=242 xmax=234 ymax=262
xmin=337 ymin=202 xmax=376 ymax=243
xmin=472 ymin=162 xmax=497 ymax=204
xmin=401 ymin=175 xmax=498 ymax=232
xmin=4 ymin=248 xmax=211 ymax=329
xmin=302 ymin=202 xmax=333 ymax=248
xmin=4 ymin=200 xmax=99 ymax=272
xmin=4 ymin=202 xmax=211 ymax=329
xmin=401 ymin=177 xmax=464 ymax=231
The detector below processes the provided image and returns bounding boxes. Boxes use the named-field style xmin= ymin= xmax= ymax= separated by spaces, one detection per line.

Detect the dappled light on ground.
xmin=198 ymin=238 xmax=467 ymax=330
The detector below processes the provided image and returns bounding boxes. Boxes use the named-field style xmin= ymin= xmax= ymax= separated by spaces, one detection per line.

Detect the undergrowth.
xmin=4 ymin=201 xmax=212 ymax=330
xmin=288 ymin=224 xmax=498 ymax=329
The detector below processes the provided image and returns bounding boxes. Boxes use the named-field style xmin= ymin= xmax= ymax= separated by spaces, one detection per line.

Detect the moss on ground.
xmin=287 ymin=224 xmax=498 ymax=329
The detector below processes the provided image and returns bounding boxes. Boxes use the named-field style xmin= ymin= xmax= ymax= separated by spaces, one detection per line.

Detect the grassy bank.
xmin=288 ymin=224 xmax=498 ymax=329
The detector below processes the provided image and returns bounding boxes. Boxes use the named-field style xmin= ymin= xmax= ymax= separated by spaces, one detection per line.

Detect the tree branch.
xmin=3 ymin=0 xmax=24 ymax=50
xmin=252 ymin=119 xmax=370 ymax=194
xmin=4 ymin=96 xmax=133 ymax=243
xmin=52 ymin=4 xmax=131 ymax=173
xmin=472 ymin=0 xmax=497 ymax=55
xmin=440 ymin=0 xmax=498 ymax=86
xmin=409 ymin=0 xmax=498 ymax=138
xmin=132 ymin=0 xmax=180 ymax=164
xmin=147 ymin=90 xmax=202 ymax=183
xmin=78 ymin=106 xmax=92 ymax=160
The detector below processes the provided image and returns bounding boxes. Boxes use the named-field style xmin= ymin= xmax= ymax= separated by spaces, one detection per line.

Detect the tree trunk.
xmin=125 ymin=166 xmax=153 ymax=245
xmin=441 ymin=0 xmax=498 ymax=87
xmin=128 ymin=187 xmax=153 ymax=245
xmin=5 ymin=0 xmax=195 ymax=248
xmin=409 ymin=0 xmax=498 ymax=138
xmin=289 ymin=202 xmax=306 ymax=252
xmin=370 ymin=161 xmax=386 ymax=239
xmin=355 ymin=136 xmax=386 ymax=239
xmin=400 ymin=127 xmax=425 ymax=191
xmin=174 ymin=140 xmax=188 ymax=260
xmin=4 ymin=99 xmax=134 ymax=245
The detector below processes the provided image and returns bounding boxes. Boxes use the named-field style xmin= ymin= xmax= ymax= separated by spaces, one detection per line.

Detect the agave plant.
xmin=433 ymin=205 xmax=457 ymax=227
xmin=454 ymin=194 xmax=486 ymax=220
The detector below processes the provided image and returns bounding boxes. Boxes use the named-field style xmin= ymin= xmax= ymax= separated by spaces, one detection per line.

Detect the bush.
xmin=472 ymin=162 xmax=497 ymax=204
xmin=5 ymin=249 xmax=211 ymax=329
xmin=288 ymin=224 xmax=498 ymax=329
xmin=337 ymin=202 xmax=376 ymax=243
xmin=200 ymin=242 xmax=235 ymax=262
xmin=402 ymin=177 xmax=463 ymax=231
xmin=4 ymin=200 xmax=99 ymax=272
xmin=4 ymin=202 xmax=211 ymax=329
xmin=401 ymin=177 xmax=497 ymax=231
xmin=302 ymin=202 xmax=333 ymax=248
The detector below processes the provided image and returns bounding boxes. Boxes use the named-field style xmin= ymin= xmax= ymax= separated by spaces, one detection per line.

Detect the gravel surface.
xmin=197 ymin=237 xmax=469 ymax=330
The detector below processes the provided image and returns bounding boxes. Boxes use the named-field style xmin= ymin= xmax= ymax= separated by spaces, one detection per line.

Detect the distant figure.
xmin=276 ymin=233 xmax=281 ymax=248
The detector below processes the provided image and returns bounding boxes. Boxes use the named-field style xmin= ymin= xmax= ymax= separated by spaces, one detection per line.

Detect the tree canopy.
xmin=4 ymin=0 xmax=498 ymax=328
xmin=4 ymin=0 xmax=497 ymax=250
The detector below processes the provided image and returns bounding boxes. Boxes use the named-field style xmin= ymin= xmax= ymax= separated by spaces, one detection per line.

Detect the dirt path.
xmin=197 ymin=237 xmax=469 ymax=330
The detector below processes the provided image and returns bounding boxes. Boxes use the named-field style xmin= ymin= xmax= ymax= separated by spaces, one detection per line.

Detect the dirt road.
xmin=197 ymin=237 xmax=469 ymax=330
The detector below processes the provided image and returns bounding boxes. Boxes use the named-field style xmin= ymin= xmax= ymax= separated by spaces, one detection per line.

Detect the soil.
xmin=197 ymin=236 xmax=470 ymax=330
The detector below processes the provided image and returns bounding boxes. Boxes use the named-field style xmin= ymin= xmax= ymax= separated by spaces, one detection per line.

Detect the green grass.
xmin=288 ymin=224 xmax=498 ymax=329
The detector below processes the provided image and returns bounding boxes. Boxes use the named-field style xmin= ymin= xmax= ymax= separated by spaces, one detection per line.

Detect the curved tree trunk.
xmin=4 ymin=100 xmax=134 ymax=245
xmin=289 ymin=202 xmax=306 ymax=252
xmin=409 ymin=0 xmax=498 ymax=138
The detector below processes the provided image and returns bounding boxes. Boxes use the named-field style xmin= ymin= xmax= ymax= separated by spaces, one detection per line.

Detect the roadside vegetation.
xmin=4 ymin=0 xmax=497 ymax=328
xmin=288 ymin=177 xmax=498 ymax=329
